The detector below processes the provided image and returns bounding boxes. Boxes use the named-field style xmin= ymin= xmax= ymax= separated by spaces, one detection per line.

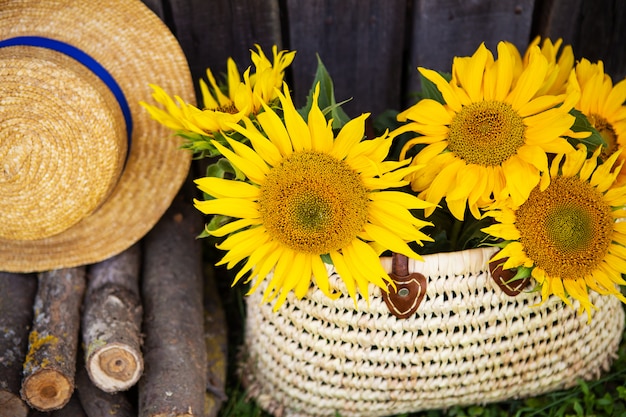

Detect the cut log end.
xmin=87 ymin=343 xmax=143 ymax=392
xmin=0 ymin=390 xmax=29 ymax=417
xmin=21 ymin=369 xmax=73 ymax=411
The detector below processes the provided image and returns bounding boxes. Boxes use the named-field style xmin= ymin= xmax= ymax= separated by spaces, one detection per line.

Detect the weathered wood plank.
xmin=533 ymin=0 xmax=626 ymax=79
xmin=143 ymin=0 xmax=283 ymax=98
xmin=285 ymin=0 xmax=408 ymax=118
xmin=406 ymin=0 xmax=535 ymax=100
xmin=531 ymin=0 xmax=583 ymax=46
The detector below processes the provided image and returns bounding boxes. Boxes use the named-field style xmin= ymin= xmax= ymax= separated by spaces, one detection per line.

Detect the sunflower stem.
xmin=449 ymin=217 xmax=463 ymax=251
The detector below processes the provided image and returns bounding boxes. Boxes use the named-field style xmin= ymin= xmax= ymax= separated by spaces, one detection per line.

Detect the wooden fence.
xmin=143 ymin=0 xmax=626 ymax=118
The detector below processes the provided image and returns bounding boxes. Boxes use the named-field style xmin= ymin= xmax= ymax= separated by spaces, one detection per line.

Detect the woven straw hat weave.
xmin=0 ymin=0 xmax=194 ymax=272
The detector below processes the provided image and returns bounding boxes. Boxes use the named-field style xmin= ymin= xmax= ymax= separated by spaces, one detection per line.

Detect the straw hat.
xmin=0 ymin=0 xmax=194 ymax=272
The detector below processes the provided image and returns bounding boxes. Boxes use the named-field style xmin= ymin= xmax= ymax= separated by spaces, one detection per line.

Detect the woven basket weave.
xmin=242 ymin=247 xmax=625 ymax=417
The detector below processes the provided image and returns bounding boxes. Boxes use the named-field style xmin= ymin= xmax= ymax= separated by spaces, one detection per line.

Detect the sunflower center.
xmin=258 ymin=151 xmax=369 ymax=254
xmin=588 ymin=113 xmax=618 ymax=159
xmin=515 ymin=176 xmax=613 ymax=278
xmin=448 ymin=101 xmax=526 ymax=166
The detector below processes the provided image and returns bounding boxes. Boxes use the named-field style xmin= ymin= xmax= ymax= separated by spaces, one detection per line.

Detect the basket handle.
xmin=381 ymin=253 xmax=427 ymax=319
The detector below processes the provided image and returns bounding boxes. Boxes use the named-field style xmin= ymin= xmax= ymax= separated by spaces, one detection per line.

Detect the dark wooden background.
xmin=141 ymin=0 xmax=626 ymax=120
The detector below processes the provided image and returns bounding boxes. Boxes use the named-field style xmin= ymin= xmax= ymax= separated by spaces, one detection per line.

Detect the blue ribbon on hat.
xmin=0 ymin=36 xmax=133 ymax=151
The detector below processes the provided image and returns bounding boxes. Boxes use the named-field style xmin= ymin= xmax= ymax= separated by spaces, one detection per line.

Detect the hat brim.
xmin=0 ymin=0 xmax=194 ymax=272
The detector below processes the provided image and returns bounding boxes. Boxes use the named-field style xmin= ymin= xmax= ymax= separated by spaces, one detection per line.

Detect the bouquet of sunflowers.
xmin=141 ymin=38 xmax=626 ymax=322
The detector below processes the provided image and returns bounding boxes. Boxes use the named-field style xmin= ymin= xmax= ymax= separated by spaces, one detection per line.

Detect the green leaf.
xmin=573 ymin=400 xmax=585 ymax=416
xmin=205 ymin=158 xmax=245 ymax=181
xmin=417 ymin=71 xmax=451 ymax=104
xmin=578 ymin=378 xmax=590 ymax=397
xmin=203 ymin=214 xmax=231 ymax=233
xmin=467 ymin=406 xmax=485 ymax=416
xmin=298 ymin=54 xmax=351 ymax=129
xmin=321 ymin=253 xmax=333 ymax=265
xmin=510 ymin=265 xmax=533 ymax=281
xmin=567 ymin=108 xmax=606 ymax=152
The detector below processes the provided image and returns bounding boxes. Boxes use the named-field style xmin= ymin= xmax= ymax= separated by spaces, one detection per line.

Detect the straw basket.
xmin=241 ymin=247 xmax=624 ymax=417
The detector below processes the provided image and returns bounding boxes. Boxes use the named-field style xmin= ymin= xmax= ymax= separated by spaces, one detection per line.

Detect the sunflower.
xmin=193 ymin=84 xmax=434 ymax=309
xmin=392 ymin=41 xmax=579 ymax=221
xmin=520 ymin=37 xmax=574 ymax=96
xmin=570 ymin=58 xmax=626 ymax=184
xmin=140 ymin=45 xmax=295 ymax=138
xmin=483 ymin=145 xmax=626 ymax=321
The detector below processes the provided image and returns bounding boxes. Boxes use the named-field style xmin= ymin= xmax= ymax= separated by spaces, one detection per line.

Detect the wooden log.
xmin=50 ymin=393 xmax=87 ymax=417
xmin=82 ymin=244 xmax=143 ymax=393
xmin=0 ymin=272 xmax=38 ymax=417
xmin=202 ymin=265 xmax=228 ymax=417
xmin=27 ymin=395 xmax=87 ymax=417
xmin=21 ymin=268 xmax=86 ymax=412
xmin=138 ymin=183 xmax=207 ymax=417
xmin=75 ymin=363 xmax=136 ymax=417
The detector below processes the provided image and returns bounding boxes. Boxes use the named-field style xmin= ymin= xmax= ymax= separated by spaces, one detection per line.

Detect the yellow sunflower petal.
xmin=277 ymin=85 xmax=312 ymax=152
xmin=211 ymin=140 xmax=267 ymax=185
xmin=517 ymin=94 xmax=565 ymax=118
xmin=506 ymin=47 xmax=548 ymax=110
xmin=604 ymin=78 xmax=626 ymax=117
xmin=205 ymin=66 xmax=232 ymax=107
xmin=399 ymin=99 xmax=452 ymax=126
xmin=248 ymin=244 xmax=284 ymax=292
xmin=257 ymin=102 xmax=294 ymax=157
xmin=194 ymin=197 xmax=259 ymax=218
xmin=331 ymin=113 xmax=369 ymax=161
xmin=195 ymin=176 xmax=259 ymax=199
xmin=311 ymin=256 xmax=338 ymax=299
xmin=369 ymin=190 xmax=434 ymax=210
xmin=293 ymin=253 xmax=314 ymax=299
xmin=419 ymin=67 xmax=462 ymax=112
xmin=209 ymin=218 xmax=260 ymax=238
xmin=482 ymin=222 xmax=521 ymax=241
xmin=516 ymin=144 xmax=549 ymax=174
xmin=232 ymin=239 xmax=277 ymax=285
xmin=226 ymin=58 xmax=242 ymax=100
xmin=270 ymin=251 xmax=311 ymax=309
xmin=329 ymin=251 xmax=357 ymax=303
xmin=423 ymin=158 xmax=466 ymax=210
xmin=215 ymin=227 xmax=269 ymax=268
xmin=363 ymin=223 xmax=423 ymax=260
xmin=308 ymin=84 xmax=335 ymax=153
xmin=501 ymin=155 xmax=540 ymax=205
xmin=491 ymin=41 xmax=514 ymax=101
xmin=457 ymin=42 xmax=490 ymax=102
xmin=562 ymin=278 xmax=594 ymax=321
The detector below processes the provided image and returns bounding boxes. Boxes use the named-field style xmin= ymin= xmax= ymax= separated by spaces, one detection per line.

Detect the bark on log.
xmin=75 ymin=363 xmax=136 ymax=417
xmin=21 ymin=268 xmax=86 ymax=412
xmin=139 ymin=184 xmax=207 ymax=417
xmin=0 ymin=272 xmax=38 ymax=417
xmin=202 ymin=265 xmax=228 ymax=417
xmin=82 ymin=244 xmax=143 ymax=392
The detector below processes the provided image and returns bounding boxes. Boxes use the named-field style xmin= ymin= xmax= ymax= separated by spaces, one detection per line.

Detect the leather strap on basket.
xmin=382 ymin=253 xmax=426 ymax=319
xmin=488 ymin=255 xmax=531 ymax=297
